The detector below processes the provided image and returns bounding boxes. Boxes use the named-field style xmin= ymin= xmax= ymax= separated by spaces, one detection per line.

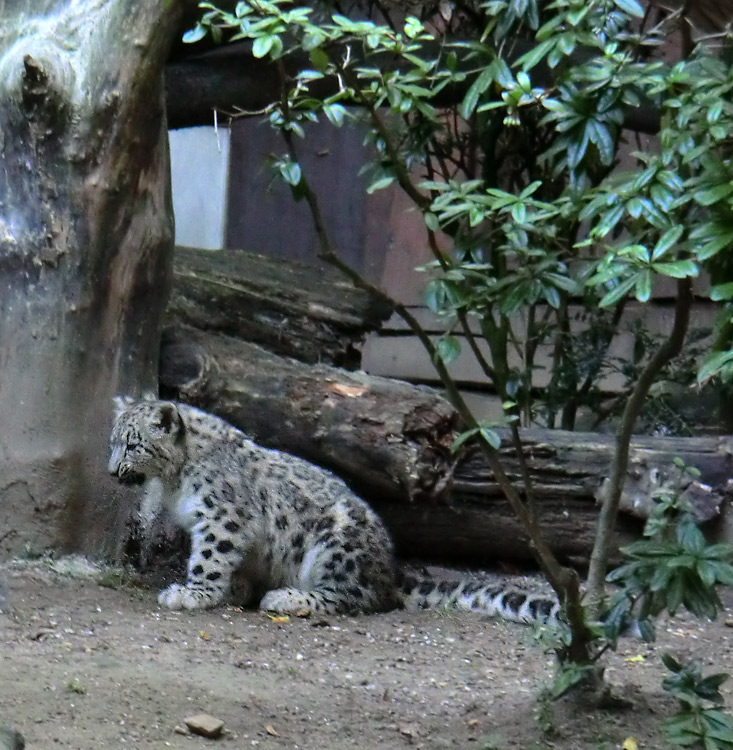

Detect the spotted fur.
xmin=109 ymin=397 xmax=561 ymax=624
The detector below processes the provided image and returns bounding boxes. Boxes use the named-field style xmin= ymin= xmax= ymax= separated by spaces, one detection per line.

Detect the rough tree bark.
xmin=0 ymin=0 xmax=181 ymax=558
xmin=168 ymin=245 xmax=393 ymax=367
xmin=418 ymin=431 xmax=732 ymax=567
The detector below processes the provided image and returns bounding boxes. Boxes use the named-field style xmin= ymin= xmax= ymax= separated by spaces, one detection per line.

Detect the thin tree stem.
xmin=586 ymin=278 xmax=693 ymax=607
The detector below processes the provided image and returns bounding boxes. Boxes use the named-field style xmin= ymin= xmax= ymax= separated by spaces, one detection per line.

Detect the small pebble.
xmin=184 ymin=713 xmax=225 ymax=739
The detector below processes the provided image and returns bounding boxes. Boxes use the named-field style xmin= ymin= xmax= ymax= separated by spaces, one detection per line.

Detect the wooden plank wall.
xmin=225 ymin=119 xmax=717 ymax=422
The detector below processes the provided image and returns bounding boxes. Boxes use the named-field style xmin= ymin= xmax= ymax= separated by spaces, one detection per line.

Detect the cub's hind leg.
xmin=259 ymin=565 xmax=395 ymax=616
xmin=158 ymin=516 xmax=246 ymax=610
xmin=259 ymin=537 xmax=397 ymax=616
xmin=259 ymin=586 xmax=338 ymax=615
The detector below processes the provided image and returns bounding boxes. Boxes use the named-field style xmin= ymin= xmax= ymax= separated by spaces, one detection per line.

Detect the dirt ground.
xmin=1 ymin=558 xmax=732 ymax=750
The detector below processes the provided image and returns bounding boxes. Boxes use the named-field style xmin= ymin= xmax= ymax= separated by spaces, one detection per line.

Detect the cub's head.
xmin=108 ymin=397 xmax=186 ymax=485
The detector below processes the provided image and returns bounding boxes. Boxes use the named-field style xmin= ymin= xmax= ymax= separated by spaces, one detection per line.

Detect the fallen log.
xmin=159 ymin=325 xmax=459 ymax=503
xmin=383 ymin=430 xmax=733 ymax=568
xmin=458 ymin=429 xmax=733 ymax=523
xmin=167 ymin=245 xmax=393 ymax=368
xmin=159 ymin=324 xmax=733 ymax=568
xmin=371 ymin=490 xmax=642 ymax=570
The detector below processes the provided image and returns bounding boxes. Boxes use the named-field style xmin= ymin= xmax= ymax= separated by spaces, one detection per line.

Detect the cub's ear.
xmin=155 ymin=402 xmax=182 ymax=435
xmin=113 ymin=395 xmax=135 ymax=417
xmin=141 ymin=391 xmax=158 ymax=402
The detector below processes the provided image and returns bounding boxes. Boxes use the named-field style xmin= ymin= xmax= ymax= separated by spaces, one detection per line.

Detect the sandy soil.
xmin=1 ymin=558 xmax=732 ymax=750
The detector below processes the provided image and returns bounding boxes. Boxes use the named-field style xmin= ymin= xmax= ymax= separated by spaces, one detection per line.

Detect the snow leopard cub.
xmin=109 ymin=397 xmax=561 ymax=623
xmin=108 ymin=397 xmax=400 ymax=614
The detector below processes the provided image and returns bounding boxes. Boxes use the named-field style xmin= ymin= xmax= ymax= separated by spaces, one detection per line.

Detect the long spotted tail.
xmin=398 ymin=569 xmax=562 ymax=625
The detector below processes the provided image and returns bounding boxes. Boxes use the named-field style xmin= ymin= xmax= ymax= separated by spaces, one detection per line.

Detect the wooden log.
xmin=159 ymin=325 xmax=459 ymax=503
xmin=378 ymin=429 xmax=733 ymax=568
xmin=167 ymin=245 xmax=393 ymax=368
xmin=159 ymin=322 xmax=733 ymax=568
xmin=457 ymin=429 xmax=733 ymax=523
xmin=371 ymin=491 xmax=642 ymax=570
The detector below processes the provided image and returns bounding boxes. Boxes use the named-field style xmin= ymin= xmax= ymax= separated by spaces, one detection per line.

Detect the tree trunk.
xmin=0 ymin=0 xmax=181 ymax=558
xmin=159 ymin=325 xmax=459 ymax=503
xmin=168 ymin=245 xmax=393 ymax=367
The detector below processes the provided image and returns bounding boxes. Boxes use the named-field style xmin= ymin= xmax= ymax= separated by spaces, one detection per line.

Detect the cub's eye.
xmin=126 ymin=441 xmax=140 ymax=452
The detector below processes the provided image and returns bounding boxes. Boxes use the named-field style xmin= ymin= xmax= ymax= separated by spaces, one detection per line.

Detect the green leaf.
xmin=404 ymin=15 xmax=424 ymax=39
xmin=650 ymin=184 xmax=674 ymax=211
xmin=424 ymin=280 xmax=446 ymax=313
xmin=366 ymin=175 xmax=395 ymax=193
xmin=469 ymin=205 xmax=485 ymax=226
xmin=551 ymin=662 xmax=596 ymax=699
xmin=279 ymin=161 xmax=301 ymax=186
xmin=637 ymin=618 xmax=656 ymax=643
xmin=424 ymin=212 xmax=440 ymax=232
xmin=711 ymin=283 xmax=733 ymax=301
xmin=303 ymin=31 xmax=327 ymax=51
xmin=693 ymin=183 xmax=733 ymax=207
xmin=652 ymin=226 xmax=684 ymax=260
xmin=707 ymin=100 xmax=724 ymax=124
xmin=450 ymin=427 xmax=479 ymax=453
xmin=511 ymin=202 xmax=526 ymax=224
xmin=703 ymin=544 xmax=733 ymax=562
xmin=542 ymin=284 xmax=561 ymax=308
xmin=626 ymin=197 xmax=644 ymax=219
xmin=297 ymin=70 xmax=325 ymax=83
xmin=309 ymin=47 xmax=330 ymax=71
xmin=587 ymin=119 xmax=615 ymax=165
xmin=698 ymin=350 xmax=733 ymax=383
xmin=460 ymin=66 xmax=496 ymax=119
xmin=516 ymin=38 xmax=556 ymax=71
xmin=708 ymin=562 xmax=733 ymax=586
xmin=613 ymin=0 xmax=644 ymax=16
xmin=697 ymin=559 xmax=720 ymax=589
xmin=676 ymin=517 xmax=705 ymax=552
xmin=657 ymin=170 xmax=683 ymax=191
xmin=667 ymin=574 xmax=685 ymax=613
xmin=252 ymin=34 xmax=275 ymax=58
xmin=183 ymin=23 xmax=207 ymax=44
xmin=436 ymin=335 xmax=461 ymax=364
xmin=545 ymin=272 xmax=580 ymax=294
xmin=322 ymin=103 xmax=346 ymax=127
xmin=662 ymin=652 xmax=684 ymax=673
xmin=635 ymin=270 xmax=652 ymax=302
xmin=697 ymin=233 xmax=733 ymax=260
xmin=593 ymin=203 xmax=625 ymax=238
xmin=599 ymin=275 xmax=637 ymax=307
xmin=479 ymin=427 xmax=502 ymax=450
xmin=652 ymin=260 xmax=699 ymax=279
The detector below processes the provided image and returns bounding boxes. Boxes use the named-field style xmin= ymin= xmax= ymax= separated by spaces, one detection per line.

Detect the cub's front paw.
xmin=158 ymin=583 xmax=217 ymax=610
